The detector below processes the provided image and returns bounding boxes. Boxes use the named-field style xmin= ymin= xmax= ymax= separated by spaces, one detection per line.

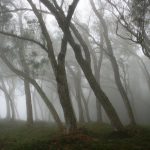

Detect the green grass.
xmin=0 ymin=120 xmax=150 ymax=150
xmin=0 ymin=120 xmax=57 ymax=150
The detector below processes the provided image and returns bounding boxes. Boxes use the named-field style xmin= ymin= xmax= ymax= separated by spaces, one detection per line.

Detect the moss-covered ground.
xmin=0 ymin=120 xmax=150 ymax=150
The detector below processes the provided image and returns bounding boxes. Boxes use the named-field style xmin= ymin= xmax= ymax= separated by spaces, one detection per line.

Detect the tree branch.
xmin=0 ymin=31 xmax=48 ymax=52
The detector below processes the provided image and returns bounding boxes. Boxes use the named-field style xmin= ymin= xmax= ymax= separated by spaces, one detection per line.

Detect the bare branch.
xmin=0 ymin=31 xmax=48 ymax=52
xmin=0 ymin=8 xmax=51 ymax=14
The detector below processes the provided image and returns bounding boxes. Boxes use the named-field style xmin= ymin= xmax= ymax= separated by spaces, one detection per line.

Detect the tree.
xmin=107 ymin=0 xmax=150 ymax=59
xmin=39 ymin=0 xmax=124 ymax=130
xmin=0 ymin=0 xmax=125 ymax=131
xmin=90 ymin=0 xmax=136 ymax=125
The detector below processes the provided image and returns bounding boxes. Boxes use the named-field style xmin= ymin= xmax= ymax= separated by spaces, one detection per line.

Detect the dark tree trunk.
xmin=56 ymin=37 xmax=77 ymax=133
xmin=40 ymin=0 xmax=124 ymax=131
xmin=73 ymin=47 xmax=124 ymax=130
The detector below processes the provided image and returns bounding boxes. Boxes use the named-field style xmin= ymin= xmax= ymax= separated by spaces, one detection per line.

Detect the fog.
xmin=0 ymin=0 xmax=149 ymax=132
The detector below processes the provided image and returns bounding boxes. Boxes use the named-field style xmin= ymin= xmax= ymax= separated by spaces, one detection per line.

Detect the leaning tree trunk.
xmin=90 ymin=0 xmax=136 ymax=125
xmin=110 ymin=56 xmax=136 ymax=125
xmin=40 ymin=0 xmax=124 ymax=131
xmin=83 ymin=30 xmax=104 ymax=123
xmin=27 ymin=0 xmax=77 ymax=133
xmin=73 ymin=48 xmax=124 ymax=130
xmin=1 ymin=54 xmax=64 ymax=129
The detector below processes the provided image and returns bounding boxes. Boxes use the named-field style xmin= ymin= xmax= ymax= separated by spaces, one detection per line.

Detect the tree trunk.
xmin=56 ymin=38 xmax=77 ymax=132
xmin=18 ymin=12 xmax=33 ymax=125
xmin=1 ymin=55 xmax=64 ymax=130
xmin=67 ymin=64 xmax=85 ymax=123
xmin=90 ymin=0 xmax=136 ymax=125
xmin=39 ymin=0 xmax=124 ymax=131
xmin=26 ymin=0 xmax=77 ymax=133
xmin=24 ymin=80 xmax=33 ymax=125
xmin=73 ymin=47 xmax=124 ymax=130
xmin=75 ymin=69 xmax=85 ymax=123
xmin=81 ymin=90 xmax=91 ymax=122
xmin=5 ymin=95 xmax=11 ymax=120
xmin=32 ymin=89 xmax=38 ymax=121
xmin=110 ymin=56 xmax=136 ymax=125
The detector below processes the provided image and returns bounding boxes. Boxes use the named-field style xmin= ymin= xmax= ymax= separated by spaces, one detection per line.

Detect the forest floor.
xmin=0 ymin=120 xmax=150 ymax=150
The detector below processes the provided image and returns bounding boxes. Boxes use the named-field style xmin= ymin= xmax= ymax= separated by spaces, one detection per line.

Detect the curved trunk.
xmin=40 ymin=0 xmax=124 ymax=131
xmin=27 ymin=0 xmax=77 ymax=133
xmin=90 ymin=0 xmax=136 ymax=125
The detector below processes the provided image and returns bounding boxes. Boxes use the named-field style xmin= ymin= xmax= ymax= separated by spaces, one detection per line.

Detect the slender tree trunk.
xmin=90 ymin=0 xmax=136 ymax=125
xmin=5 ymin=95 xmax=11 ymax=120
xmin=83 ymin=30 xmax=104 ymax=123
xmin=75 ymin=69 xmax=85 ymax=123
xmin=81 ymin=90 xmax=91 ymax=122
xmin=67 ymin=64 xmax=85 ymax=123
xmin=31 ymin=80 xmax=64 ymax=128
xmin=110 ymin=56 xmax=136 ymax=125
xmin=32 ymin=89 xmax=38 ymax=121
xmin=56 ymin=37 xmax=77 ymax=132
xmin=9 ymin=85 xmax=16 ymax=120
xmin=95 ymin=68 xmax=102 ymax=122
xmin=1 ymin=55 xmax=64 ymax=129
xmin=35 ymin=93 xmax=44 ymax=121
xmin=9 ymin=97 xmax=15 ymax=120
xmin=24 ymin=80 xmax=33 ymax=124
xmin=0 ymin=79 xmax=14 ymax=120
